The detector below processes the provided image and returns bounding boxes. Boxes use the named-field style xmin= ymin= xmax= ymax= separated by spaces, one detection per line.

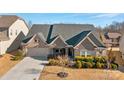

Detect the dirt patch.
xmin=39 ymin=66 xmax=124 ymax=80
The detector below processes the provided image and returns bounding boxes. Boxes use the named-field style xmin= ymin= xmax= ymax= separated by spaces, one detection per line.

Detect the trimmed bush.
xmin=93 ymin=57 xmax=106 ymax=63
xmin=101 ymin=63 xmax=107 ymax=69
xmin=111 ymin=63 xmax=118 ymax=70
xmin=75 ymin=56 xmax=94 ymax=62
xmin=75 ymin=61 xmax=82 ymax=68
xmin=82 ymin=62 xmax=93 ymax=68
xmin=74 ymin=56 xmax=118 ymax=70
xmin=95 ymin=62 xmax=102 ymax=69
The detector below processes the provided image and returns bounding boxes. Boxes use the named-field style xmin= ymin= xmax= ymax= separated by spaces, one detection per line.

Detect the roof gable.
xmin=81 ymin=38 xmax=95 ymax=50
xmin=66 ymin=31 xmax=91 ymax=47
xmin=49 ymin=35 xmax=68 ymax=48
xmin=88 ymin=33 xmax=105 ymax=47
xmin=22 ymin=32 xmax=46 ymax=44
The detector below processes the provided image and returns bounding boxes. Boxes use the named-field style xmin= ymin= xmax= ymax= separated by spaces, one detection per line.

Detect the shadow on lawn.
xmin=118 ymin=66 xmax=124 ymax=73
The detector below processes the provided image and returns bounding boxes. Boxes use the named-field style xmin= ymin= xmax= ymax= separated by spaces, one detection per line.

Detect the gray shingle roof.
xmin=51 ymin=24 xmax=95 ymax=41
xmin=24 ymin=24 xmax=105 ymax=49
xmin=47 ymin=35 xmax=58 ymax=44
xmin=22 ymin=32 xmax=46 ymax=43
xmin=66 ymin=31 xmax=91 ymax=47
xmin=22 ymin=35 xmax=33 ymax=43
xmin=27 ymin=24 xmax=50 ymax=40
xmin=0 ymin=15 xmax=19 ymax=28
xmin=88 ymin=33 xmax=105 ymax=47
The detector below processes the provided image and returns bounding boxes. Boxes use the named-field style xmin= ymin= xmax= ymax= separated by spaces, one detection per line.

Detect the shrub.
xmin=49 ymin=59 xmax=57 ymax=65
xmin=83 ymin=58 xmax=93 ymax=62
xmin=82 ymin=62 xmax=93 ymax=68
xmin=11 ymin=50 xmax=24 ymax=61
xmin=75 ymin=56 xmax=94 ymax=62
xmin=93 ymin=57 xmax=106 ymax=63
xmin=75 ymin=61 xmax=82 ymax=68
xmin=111 ymin=63 xmax=118 ymax=70
xmin=48 ymin=56 xmax=69 ymax=66
xmin=95 ymin=62 xmax=102 ymax=69
xmin=101 ymin=63 xmax=107 ymax=69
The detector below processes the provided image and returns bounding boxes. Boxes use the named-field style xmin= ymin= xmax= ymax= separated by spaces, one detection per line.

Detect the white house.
xmin=0 ymin=15 xmax=29 ymax=55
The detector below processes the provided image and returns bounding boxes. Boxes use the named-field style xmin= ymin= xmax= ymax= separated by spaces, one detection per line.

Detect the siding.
xmin=81 ymin=38 xmax=95 ymax=50
xmin=52 ymin=37 xmax=67 ymax=48
xmin=0 ymin=19 xmax=29 ymax=55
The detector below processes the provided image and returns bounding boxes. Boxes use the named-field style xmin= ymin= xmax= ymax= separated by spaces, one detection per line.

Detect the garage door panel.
xmin=27 ymin=48 xmax=50 ymax=59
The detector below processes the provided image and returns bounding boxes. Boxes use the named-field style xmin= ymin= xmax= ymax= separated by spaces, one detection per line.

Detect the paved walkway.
xmin=0 ymin=57 xmax=48 ymax=80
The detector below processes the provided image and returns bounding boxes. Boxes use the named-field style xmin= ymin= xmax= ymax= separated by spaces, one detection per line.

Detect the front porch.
xmin=48 ymin=47 xmax=74 ymax=59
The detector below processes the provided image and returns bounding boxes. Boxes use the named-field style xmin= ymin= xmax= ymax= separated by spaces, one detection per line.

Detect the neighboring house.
xmin=22 ymin=24 xmax=105 ymax=60
xmin=102 ymin=31 xmax=121 ymax=48
xmin=119 ymin=35 xmax=124 ymax=60
xmin=0 ymin=15 xmax=29 ymax=55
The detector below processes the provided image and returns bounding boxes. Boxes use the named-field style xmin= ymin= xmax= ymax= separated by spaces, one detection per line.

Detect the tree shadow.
xmin=118 ymin=66 xmax=124 ymax=73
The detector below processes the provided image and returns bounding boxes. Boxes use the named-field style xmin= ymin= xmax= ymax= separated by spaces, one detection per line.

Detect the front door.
xmin=68 ymin=48 xmax=74 ymax=58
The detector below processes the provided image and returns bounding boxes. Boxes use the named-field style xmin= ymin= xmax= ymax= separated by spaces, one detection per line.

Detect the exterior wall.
xmin=52 ymin=37 xmax=67 ymax=48
xmin=8 ymin=19 xmax=29 ymax=39
xmin=74 ymin=49 xmax=96 ymax=56
xmin=0 ymin=19 xmax=29 ymax=55
xmin=0 ymin=40 xmax=9 ymax=55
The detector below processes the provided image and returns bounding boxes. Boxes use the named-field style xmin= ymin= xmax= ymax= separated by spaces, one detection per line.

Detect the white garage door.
xmin=27 ymin=48 xmax=50 ymax=60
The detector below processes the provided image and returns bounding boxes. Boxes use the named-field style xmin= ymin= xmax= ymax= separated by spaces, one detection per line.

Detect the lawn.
xmin=0 ymin=52 xmax=20 ymax=77
xmin=39 ymin=66 xmax=124 ymax=80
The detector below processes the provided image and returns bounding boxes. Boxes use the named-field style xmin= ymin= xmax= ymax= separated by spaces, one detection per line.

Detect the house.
xmin=102 ymin=31 xmax=121 ymax=48
xmin=119 ymin=35 xmax=124 ymax=60
xmin=100 ymin=31 xmax=124 ymax=65
xmin=22 ymin=24 xmax=105 ymax=60
xmin=0 ymin=15 xmax=29 ymax=55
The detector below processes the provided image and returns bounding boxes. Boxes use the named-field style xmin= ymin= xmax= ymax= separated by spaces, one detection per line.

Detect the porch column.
xmin=65 ymin=48 xmax=68 ymax=56
xmin=85 ymin=51 xmax=87 ymax=57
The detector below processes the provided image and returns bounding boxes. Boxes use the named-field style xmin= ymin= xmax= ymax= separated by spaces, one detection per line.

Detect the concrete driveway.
xmin=0 ymin=57 xmax=48 ymax=80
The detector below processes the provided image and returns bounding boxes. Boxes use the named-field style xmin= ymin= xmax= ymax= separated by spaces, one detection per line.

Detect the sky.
xmin=2 ymin=13 xmax=124 ymax=27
